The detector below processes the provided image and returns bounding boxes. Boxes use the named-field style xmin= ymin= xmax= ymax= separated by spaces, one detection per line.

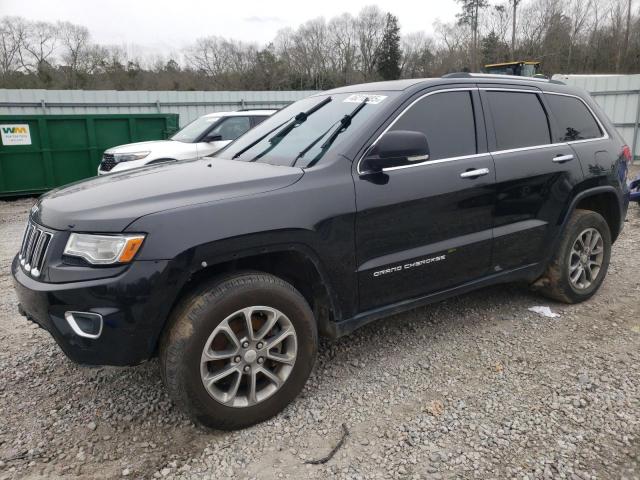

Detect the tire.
xmin=160 ymin=272 xmax=317 ymax=430
xmin=538 ymin=209 xmax=611 ymax=303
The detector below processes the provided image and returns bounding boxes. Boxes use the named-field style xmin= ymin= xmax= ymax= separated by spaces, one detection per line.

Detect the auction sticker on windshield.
xmin=1 ymin=124 xmax=31 ymax=146
xmin=344 ymin=94 xmax=387 ymax=104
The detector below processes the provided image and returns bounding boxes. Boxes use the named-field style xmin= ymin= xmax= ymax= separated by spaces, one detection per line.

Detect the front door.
xmin=354 ymin=87 xmax=496 ymax=312
xmin=196 ymin=116 xmax=252 ymax=157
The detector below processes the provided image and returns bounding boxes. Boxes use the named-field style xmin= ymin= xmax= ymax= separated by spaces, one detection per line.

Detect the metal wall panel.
xmin=0 ymin=89 xmax=319 ymax=126
xmin=553 ymin=74 xmax=640 ymax=160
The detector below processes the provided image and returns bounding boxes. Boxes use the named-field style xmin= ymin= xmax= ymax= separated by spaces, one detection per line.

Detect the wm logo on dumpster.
xmin=2 ymin=126 xmax=27 ymax=134
xmin=0 ymin=124 xmax=31 ymax=146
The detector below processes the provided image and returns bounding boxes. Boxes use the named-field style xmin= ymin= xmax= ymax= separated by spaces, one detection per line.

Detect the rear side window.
xmin=486 ymin=91 xmax=551 ymax=150
xmin=545 ymin=94 xmax=603 ymax=142
xmin=390 ymin=91 xmax=477 ymax=160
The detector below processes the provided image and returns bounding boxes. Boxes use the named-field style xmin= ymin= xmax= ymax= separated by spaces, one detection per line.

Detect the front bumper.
xmin=630 ymin=176 xmax=640 ymax=202
xmin=12 ymin=255 xmax=180 ymax=366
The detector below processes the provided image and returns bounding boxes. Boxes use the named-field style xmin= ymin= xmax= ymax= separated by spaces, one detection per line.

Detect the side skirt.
xmin=326 ymin=263 xmax=541 ymax=338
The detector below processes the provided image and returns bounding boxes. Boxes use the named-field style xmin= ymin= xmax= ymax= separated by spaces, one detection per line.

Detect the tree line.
xmin=0 ymin=0 xmax=638 ymax=92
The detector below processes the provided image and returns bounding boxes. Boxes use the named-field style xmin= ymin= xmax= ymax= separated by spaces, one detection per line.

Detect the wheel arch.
xmin=156 ymin=243 xmax=341 ymax=354
xmin=562 ymin=186 xmax=624 ymax=243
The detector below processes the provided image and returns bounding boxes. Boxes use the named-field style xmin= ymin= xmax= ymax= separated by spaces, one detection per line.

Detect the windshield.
xmin=216 ymin=92 xmax=395 ymax=167
xmin=521 ymin=64 xmax=538 ymax=77
xmin=171 ymin=116 xmax=221 ymax=143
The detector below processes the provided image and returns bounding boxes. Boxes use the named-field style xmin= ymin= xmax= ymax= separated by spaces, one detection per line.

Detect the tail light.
xmin=622 ymin=145 xmax=632 ymax=164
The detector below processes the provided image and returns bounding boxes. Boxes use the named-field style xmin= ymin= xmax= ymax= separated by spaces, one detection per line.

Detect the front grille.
xmin=100 ymin=153 xmax=116 ymax=172
xmin=18 ymin=221 xmax=54 ymax=278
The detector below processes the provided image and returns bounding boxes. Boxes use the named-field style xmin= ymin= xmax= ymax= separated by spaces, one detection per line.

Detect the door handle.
xmin=552 ymin=154 xmax=574 ymax=163
xmin=460 ymin=168 xmax=490 ymax=179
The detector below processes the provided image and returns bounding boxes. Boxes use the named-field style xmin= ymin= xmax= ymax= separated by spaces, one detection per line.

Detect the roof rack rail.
xmin=441 ymin=72 xmax=565 ymax=85
xmin=442 ymin=72 xmax=472 ymax=78
xmin=235 ymin=107 xmax=280 ymax=112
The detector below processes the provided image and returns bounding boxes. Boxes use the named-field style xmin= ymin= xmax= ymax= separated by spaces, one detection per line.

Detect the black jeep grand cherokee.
xmin=13 ymin=75 xmax=630 ymax=429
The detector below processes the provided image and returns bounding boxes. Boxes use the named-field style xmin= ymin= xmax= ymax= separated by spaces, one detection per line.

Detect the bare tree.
xmin=401 ymin=32 xmax=435 ymax=77
xmin=566 ymin=0 xmax=593 ymax=71
xmin=355 ymin=5 xmax=386 ymax=80
xmin=484 ymin=3 xmax=512 ymax=38
xmin=328 ymin=13 xmax=359 ymax=84
xmin=0 ymin=17 xmax=23 ymax=77
xmin=1 ymin=3 xmax=640 ymax=90
xmin=58 ymin=21 xmax=92 ymax=86
xmin=20 ymin=20 xmax=58 ymax=73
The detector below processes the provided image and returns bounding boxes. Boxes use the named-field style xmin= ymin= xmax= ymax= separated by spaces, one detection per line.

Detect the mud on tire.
xmin=537 ymin=209 xmax=612 ymax=304
xmin=159 ymin=272 xmax=317 ymax=430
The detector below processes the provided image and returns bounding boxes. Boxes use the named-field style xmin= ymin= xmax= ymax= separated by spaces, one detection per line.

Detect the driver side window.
xmin=390 ymin=91 xmax=477 ymax=160
xmin=210 ymin=116 xmax=251 ymax=141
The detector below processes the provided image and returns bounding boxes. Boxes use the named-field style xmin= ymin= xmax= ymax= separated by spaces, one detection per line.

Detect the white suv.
xmin=98 ymin=109 xmax=276 ymax=174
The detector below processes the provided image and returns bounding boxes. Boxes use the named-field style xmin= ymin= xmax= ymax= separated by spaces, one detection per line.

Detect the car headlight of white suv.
xmin=113 ymin=152 xmax=150 ymax=163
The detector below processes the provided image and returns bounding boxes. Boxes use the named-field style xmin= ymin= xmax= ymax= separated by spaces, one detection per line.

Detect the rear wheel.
xmin=538 ymin=209 xmax=611 ymax=303
xmin=160 ymin=272 xmax=317 ymax=430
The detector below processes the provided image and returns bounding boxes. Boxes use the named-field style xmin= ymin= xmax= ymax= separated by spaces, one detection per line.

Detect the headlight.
xmin=64 ymin=233 xmax=145 ymax=265
xmin=112 ymin=152 xmax=150 ymax=163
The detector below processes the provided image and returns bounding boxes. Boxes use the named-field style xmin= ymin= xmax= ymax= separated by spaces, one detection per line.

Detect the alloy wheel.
xmin=200 ymin=306 xmax=297 ymax=408
xmin=568 ymin=227 xmax=604 ymax=290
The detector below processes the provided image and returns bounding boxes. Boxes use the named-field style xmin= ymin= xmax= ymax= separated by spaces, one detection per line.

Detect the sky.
xmin=1 ymin=0 xmax=461 ymax=58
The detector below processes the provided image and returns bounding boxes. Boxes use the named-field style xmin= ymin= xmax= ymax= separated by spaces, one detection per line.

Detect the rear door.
xmin=354 ymin=87 xmax=496 ymax=311
xmin=480 ymin=86 xmax=584 ymax=272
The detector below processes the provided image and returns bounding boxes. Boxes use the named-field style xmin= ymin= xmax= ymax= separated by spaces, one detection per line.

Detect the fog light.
xmin=64 ymin=311 xmax=103 ymax=339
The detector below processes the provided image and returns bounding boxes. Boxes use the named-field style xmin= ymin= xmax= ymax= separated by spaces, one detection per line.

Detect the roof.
xmin=485 ymin=61 xmax=541 ymax=67
xmin=319 ymin=74 xmax=566 ymax=96
xmin=320 ymin=78 xmax=430 ymax=94
xmin=202 ymin=109 xmax=277 ymax=118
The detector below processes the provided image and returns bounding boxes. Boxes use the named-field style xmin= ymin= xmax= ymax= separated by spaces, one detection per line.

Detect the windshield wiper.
xmin=292 ymin=97 xmax=368 ymax=167
xmin=231 ymin=117 xmax=291 ymax=159
xmin=248 ymin=96 xmax=332 ymax=162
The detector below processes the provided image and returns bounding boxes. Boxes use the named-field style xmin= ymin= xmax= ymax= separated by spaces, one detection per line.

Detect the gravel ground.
xmin=1 ymin=171 xmax=640 ymax=480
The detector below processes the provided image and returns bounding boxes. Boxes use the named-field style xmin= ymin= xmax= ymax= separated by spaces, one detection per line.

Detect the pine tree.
xmin=456 ymin=0 xmax=488 ymax=71
xmin=377 ymin=13 xmax=402 ymax=80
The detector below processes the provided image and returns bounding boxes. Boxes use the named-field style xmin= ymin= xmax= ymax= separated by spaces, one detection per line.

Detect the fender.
xmin=185 ymin=237 xmax=345 ymax=322
xmin=545 ymin=185 xmax=624 ymax=266
xmin=560 ymin=185 xmax=623 ymax=234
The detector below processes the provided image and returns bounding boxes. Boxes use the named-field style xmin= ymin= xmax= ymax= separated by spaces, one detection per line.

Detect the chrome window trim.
xmin=491 ymin=142 xmax=567 ymax=156
xmin=357 ymin=87 xmax=610 ymax=176
xmin=478 ymin=87 xmax=540 ymax=93
xmin=381 ymin=152 xmax=491 ymax=172
xmin=357 ymin=87 xmax=478 ymax=175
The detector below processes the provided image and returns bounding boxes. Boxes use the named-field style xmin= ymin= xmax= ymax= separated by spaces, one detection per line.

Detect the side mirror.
xmin=204 ymin=134 xmax=223 ymax=142
xmin=360 ymin=130 xmax=430 ymax=173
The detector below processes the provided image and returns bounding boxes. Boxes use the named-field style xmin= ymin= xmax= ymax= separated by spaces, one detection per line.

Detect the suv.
xmin=97 ymin=110 xmax=276 ymax=174
xmin=12 ymin=75 xmax=630 ymax=430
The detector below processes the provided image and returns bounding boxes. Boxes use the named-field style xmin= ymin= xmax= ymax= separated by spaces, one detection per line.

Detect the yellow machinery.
xmin=483 ymin=61 xmax=542 ymax=77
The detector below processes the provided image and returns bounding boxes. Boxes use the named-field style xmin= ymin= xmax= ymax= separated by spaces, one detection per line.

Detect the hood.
xmin=105 ymin=140 xmax=191 ymax=155
xmin=35 ymin=158 xmax=304 ymax=232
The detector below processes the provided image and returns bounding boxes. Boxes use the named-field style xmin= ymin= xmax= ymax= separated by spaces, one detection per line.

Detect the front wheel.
xmin=160 ymin=272 xmax=317 ymax=430
xmin=538 ymin=209 xmax=611 ymax=303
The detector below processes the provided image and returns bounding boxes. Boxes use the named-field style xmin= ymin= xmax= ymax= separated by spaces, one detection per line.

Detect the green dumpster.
xmin=0 ymin=113 xmax=179 ymax=197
